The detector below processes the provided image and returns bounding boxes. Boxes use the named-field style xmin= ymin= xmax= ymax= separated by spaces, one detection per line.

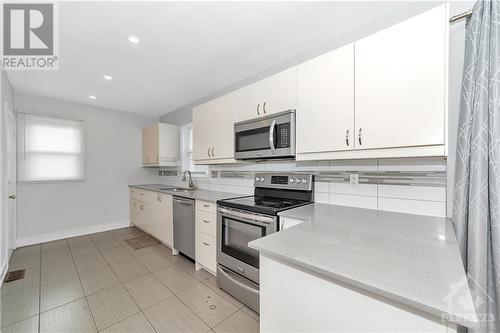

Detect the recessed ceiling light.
xmin=89 ymin=95 xmax=96 ymax=100
xmin=128 ymin=35 xmax=140 ymax=44
xmin=103 ymin=75 xmax=112 ymax=81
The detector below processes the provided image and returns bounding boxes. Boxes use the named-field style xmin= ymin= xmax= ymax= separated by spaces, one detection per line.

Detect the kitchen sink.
xmin=160 ymin=187 xmax=196 ymax=192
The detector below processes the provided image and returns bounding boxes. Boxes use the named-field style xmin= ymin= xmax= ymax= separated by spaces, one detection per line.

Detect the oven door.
xmin=217 ymin=206 xmax=277 ymax=283
xmin=234 ymin=110 xmax=295 ymax=160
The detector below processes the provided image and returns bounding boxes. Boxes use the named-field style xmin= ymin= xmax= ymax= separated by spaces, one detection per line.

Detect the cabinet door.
xmin=193 ymin=102 xmax=213 ymax=161
xmin=142 ymin=128 xmax=149 ymax=164
xmin=297 ymin=44 xmax=354 ymax=155
xmin=150 ymin=123 xmax=160 ymax=163
xmin=211 ymin=93 xmax=236 ymax=160
xmin=234 ymin=83 xmax=261 ymax=122
xmin=354 ymin=5 xmax=446 ymax=150
xmin=130 ymin=199 xmax=139 ymax=225
xmin=158 ymin=123 xmax=178 ymax=164
xmin=256 ymin=67 xmax=297 ymax=116
xmin=151 ymin=193 xmax=173 ymax=247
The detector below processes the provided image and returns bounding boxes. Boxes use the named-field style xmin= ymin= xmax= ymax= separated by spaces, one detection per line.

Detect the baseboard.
xmin=16 ymin=220 xmax=132 ymax=247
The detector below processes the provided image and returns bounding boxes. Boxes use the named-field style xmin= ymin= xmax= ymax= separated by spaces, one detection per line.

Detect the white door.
xmin=6 ymin=106 xmax=16 ymax=254
xmin=296 ymin=44 xmax=355 ymax=156
xmin=192 ymin=102 xmax=213 ymax=161
xmin=256 ymin=67 xmax=297 ymax=116
xmin=211 ymin=93 xmax=236 ymax=160
xmin=354 ymin=4 xmax=446 ymax=150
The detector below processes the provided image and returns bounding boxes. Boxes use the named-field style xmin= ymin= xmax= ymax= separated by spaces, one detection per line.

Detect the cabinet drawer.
xmin=196 ymin=211 xmax=216 ymax=237
xmin=140 ymin=190 xmax=159 ymax=204
xmin=196 ymin=200 xmax=216 ymax=214
xmin=129 ymin=187 xmax=141 ymax=201
xmin=196 ymin=232 xmax=216 ymax=273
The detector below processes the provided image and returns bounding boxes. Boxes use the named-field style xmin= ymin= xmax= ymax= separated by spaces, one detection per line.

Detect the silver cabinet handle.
xmin=269 ymin=119 xmax=276 ymax=155
xmin=358 ymin=128 xmax=362 ymax=145
xmin=345 ymin=129 xmax=350 ymax=146
xmin=207 ymin=148 xmax=210 ymax=157
xmin=139 ymin=204 xmax=144 ymax=211
xmin=211 ymin=147 xmax=215 ymax=157
xmin=263 ymin=101 xmax=267 ymax=114
xmin=203 ymin=242 xmax=210 ymax=246
xmin=157 ymin=194 xmax=162 ymax=202
xmin=257 ymin=103 xmax=260 ymax=115
xmin=203 ymin=204 xmax=210 ymax=208
xmin=203 ymin=219 xmax=210 ymax=223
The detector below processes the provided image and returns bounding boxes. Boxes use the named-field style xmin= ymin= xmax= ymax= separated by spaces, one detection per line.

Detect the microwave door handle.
xmin=269 ymin=120 xmax=276 ymax=155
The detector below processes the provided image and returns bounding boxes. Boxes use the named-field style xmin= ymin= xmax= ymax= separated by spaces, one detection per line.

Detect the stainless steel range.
xmin=216 ymin=173 xmax=314 ymax=313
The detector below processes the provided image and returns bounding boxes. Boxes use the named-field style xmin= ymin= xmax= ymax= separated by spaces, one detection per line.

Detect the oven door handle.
xmin=269 ymin=119 xmax=276 ymax=155
xmin=218 ymin=265 xmax=259 ymax=295
xmin=218 ymin=207 xmax=276 ymax=225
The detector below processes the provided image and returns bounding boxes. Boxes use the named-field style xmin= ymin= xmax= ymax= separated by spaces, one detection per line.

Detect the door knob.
xmin=8 ymin=194 xmax=16 ymax=199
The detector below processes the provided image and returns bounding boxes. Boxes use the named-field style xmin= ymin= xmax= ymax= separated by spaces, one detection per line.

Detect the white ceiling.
xmin=7 ymin=1 xmax=441 ymax=117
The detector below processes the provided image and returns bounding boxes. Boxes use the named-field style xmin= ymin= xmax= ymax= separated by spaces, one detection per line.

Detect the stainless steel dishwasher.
xmin=173 ymin=196 xmax=195 ymax=260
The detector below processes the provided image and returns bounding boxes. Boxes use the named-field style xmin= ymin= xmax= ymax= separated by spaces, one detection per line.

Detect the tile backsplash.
xmin=159 ymin=157 xmax=447 ymax=217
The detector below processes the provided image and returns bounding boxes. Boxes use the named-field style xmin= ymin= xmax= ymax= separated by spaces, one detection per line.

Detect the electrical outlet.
xmin=350 ymin=173 xmax=359 ymax=186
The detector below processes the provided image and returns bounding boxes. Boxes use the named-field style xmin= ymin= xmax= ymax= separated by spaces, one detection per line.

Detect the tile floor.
xmin=1 ymin=227 xmax=259 ymax=333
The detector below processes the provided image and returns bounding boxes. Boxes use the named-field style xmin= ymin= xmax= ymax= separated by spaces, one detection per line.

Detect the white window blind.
xmin=180 ymin=122 xmax=207 ymax=175
xmin=18 ymin=113 xmax=86 ymax=182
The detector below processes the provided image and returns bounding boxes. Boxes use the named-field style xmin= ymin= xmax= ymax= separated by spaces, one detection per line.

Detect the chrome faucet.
xmin=181 ymin=170 xmax=196 ymax=189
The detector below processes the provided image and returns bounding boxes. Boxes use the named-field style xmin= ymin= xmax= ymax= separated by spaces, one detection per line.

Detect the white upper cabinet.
xmin=193 ymin=93 xmax=237 ymax=164
xmin=142 ymin=123 xmax=178 ymax=167
xmin=296 ymin=43 xmax=354 ymax=157
xmin=354 ymin=4 xmax=447 ymax=151
xmin=193 ymin=102 xmax=213 ymax=161
xmin=211 ymin=93 xmax=236 ymax=160
xmin=236 ymin=67 xmax=297 ymax=122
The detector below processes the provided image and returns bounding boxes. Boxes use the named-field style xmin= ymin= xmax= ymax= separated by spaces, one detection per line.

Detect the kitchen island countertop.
xmin=249 ymin=203 xmax=478 ymax=327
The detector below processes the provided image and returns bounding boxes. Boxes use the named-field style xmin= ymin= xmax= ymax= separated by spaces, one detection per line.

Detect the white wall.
xmin=14 ymin=92 xmax=158 ymax=246
xmin=1 ymin=71 xmax=14 ymax=280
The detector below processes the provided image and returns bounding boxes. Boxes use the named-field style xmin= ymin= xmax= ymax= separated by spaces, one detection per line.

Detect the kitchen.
xmin=0 ymin=1 xmax=496 ymax=333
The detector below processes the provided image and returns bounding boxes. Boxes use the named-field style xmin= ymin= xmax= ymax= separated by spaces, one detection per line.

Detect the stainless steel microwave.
xmin=234 ymin=110 xmax=295 ymax=160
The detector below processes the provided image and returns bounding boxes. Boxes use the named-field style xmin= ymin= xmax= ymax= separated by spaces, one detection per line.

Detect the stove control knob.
xmin=302 ymin=178 xmax=308 ymax=184
xmin=295 ymin=178 xmax=301 ymax=184
xmin=260 ymin=177 xmax=265 ymax=182
xmin=290 ymin=178 xmax=295 ymax=183
xmin=255 ymin=177 xmax=261 ymax=182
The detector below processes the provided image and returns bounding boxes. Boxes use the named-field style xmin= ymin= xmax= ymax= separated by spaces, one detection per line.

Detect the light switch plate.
xmin=350 ymin=173 xmax=359 ymax=186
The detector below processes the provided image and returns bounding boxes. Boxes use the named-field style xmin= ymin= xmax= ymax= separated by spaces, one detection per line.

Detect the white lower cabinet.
xmin=196 ymin=232 xmax=216 ymax=273
xmin=195 ymin=200 xmax=217 ymax=275
xmin=260 ymin=254 xmax=455 ymax=332
xmin=129 ymin=188 xmax=174 ymax=248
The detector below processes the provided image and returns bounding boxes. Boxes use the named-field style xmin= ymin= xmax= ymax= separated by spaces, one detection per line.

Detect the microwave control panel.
xmin=276 ymin=123 xmax=290 ymax=148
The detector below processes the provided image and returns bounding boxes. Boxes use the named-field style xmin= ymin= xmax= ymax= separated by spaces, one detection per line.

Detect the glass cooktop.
xmin=218 ymin=195 xmax=311 ymax=215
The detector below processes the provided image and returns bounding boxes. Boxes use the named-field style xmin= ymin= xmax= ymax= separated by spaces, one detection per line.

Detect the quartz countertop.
xmin=129 ymin=184 xmax=243 ymax=202
xmin=249 ymin=203 xmax=478 ymax=327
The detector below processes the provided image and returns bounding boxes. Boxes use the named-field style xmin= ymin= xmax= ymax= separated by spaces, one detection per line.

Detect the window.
xmin=18 ymin=113 xmax=85 ymax=182
xmin=179 ymin=122 xmax=207 ymax=176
